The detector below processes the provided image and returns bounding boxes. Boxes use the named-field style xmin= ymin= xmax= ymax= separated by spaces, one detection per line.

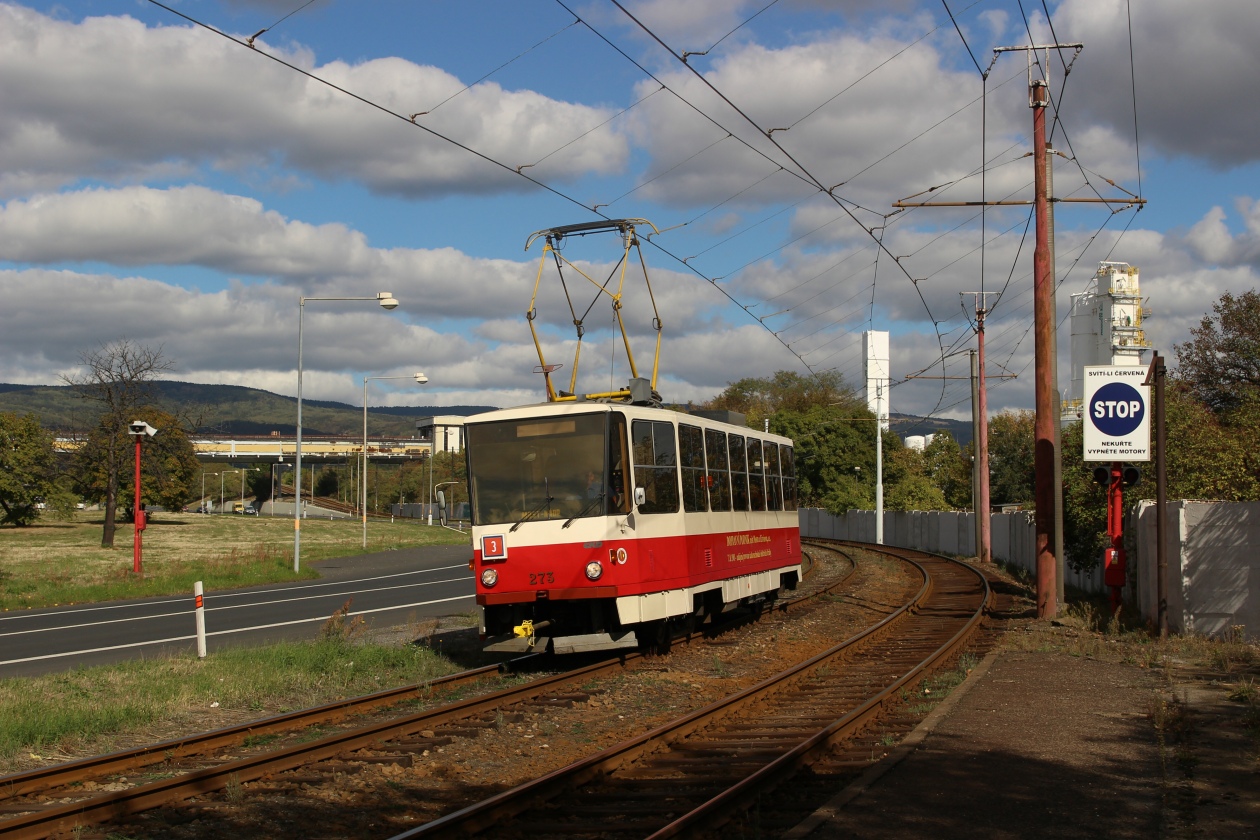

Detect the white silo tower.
xmin=1067 ymin=261 xmax=1151 ymax=418
xmin=863 ymin=330 xmax=890 ymax=432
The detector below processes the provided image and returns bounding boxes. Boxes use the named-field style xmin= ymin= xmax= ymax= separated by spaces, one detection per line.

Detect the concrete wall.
xmin=800 ymin=500 xmax=1260 ymax=641
xmin=798 ymin=507 xmax=1114 ymax=598
xmin=1135 ymin=501 xmax=1260 ymax=641
xmin=798 ymin=508 xmax=1034 ymax=568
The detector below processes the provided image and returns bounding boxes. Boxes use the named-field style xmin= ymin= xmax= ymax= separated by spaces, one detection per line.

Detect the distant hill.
xmin=1 ymin=380 xmax=979 ymax=445
xmin=0 ymin=381 xmax=497 ymax=437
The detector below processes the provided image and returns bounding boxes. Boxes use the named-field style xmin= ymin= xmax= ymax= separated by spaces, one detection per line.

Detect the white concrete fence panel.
xmin=800 ymin=501 xmax=1259 ymax=641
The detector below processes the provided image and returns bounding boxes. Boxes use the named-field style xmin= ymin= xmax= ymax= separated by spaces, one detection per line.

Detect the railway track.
xmin=393 ymin=543 xmax=990 ymax=839
xmin=0 ymin=546 xmax=856 ymax=839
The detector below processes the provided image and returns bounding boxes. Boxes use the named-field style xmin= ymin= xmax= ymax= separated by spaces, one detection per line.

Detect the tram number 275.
xmin=529 ymin=571 xmax=556 ymax=585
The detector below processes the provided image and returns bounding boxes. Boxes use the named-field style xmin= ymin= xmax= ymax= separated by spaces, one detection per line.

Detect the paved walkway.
xmin=791 ymin=650 xmax=1165 ymax=839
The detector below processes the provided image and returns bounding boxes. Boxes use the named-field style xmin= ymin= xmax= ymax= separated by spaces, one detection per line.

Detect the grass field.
xmin=0 ymin=511 xmax=471 ymax=611
xmin=0 ymin=627 xmax=468 ymax=769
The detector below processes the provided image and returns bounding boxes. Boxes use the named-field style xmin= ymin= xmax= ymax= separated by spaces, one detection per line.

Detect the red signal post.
xmin=1103 ymin=461 xmax=1125 ymax=614
xmin=133 ymin=432 xmax=146 ymax=573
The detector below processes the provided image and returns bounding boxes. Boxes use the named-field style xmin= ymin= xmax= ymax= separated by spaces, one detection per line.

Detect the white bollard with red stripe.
xmin=194 ymin=581 xmax=207 ymax=659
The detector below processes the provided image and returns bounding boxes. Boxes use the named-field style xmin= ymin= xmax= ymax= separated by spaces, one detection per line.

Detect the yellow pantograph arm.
xmin=527 ymin=243 xmax=557 ymax=401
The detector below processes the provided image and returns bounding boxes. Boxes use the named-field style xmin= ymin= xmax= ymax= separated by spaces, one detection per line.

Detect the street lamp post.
xmin=363 ymin=372 xmax=428 ymax=548
xmin=200 ymin=468 xmax=207 ymax=514
xmin=295 ymin=292 xmax=400 ymax=572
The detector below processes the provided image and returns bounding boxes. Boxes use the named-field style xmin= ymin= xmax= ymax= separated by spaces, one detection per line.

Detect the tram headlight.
xmin=480 ymin=568 xmax=499 ymax=587
xmin=585 ymin=561 xmax=603 ymax=581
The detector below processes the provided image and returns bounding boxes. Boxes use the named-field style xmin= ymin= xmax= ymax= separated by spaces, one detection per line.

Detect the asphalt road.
xmin=0 ymin=544 xmax=476 ymax=678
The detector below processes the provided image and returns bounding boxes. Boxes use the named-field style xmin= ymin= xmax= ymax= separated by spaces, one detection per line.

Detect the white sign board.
xmin=1083 ymin=366 xmax=1150 ymax=462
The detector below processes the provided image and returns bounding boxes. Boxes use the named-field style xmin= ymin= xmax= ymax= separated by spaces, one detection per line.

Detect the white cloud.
xmin=1055 ymin=0 xmax=1260 ymax=168
xmin=0 ymin=184 xmax=740 ymax=339
xmin=622 ymin=23 xmax=1030 ymax=216
xmin=0 ymin=4 xmax=629 ymax=198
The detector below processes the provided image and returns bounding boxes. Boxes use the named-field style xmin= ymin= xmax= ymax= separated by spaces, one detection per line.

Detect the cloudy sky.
xmin=2 ymin=0 xmax=1256 ymax=421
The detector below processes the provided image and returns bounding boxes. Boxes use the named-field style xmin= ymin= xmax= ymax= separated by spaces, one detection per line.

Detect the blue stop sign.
xmin=1089 ymin=382 xmax=1146 ymax=436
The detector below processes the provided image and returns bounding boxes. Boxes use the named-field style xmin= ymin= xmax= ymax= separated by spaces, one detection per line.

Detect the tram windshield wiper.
xmin=510 ymin=480 xmax=553 ymax=532
xmin=562 ymin=493 xmax=604 ymax=528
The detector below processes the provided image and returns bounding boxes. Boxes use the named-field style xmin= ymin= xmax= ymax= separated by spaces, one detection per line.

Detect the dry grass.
xmin=0 ymin=630 xmax=463 ymax=771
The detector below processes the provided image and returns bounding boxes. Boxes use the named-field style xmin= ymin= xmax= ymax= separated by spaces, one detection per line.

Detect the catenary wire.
xmin=414 ymin=18 xmax=581 ymax=117
xmin=144 ymin=0 xmax=816 ymax=372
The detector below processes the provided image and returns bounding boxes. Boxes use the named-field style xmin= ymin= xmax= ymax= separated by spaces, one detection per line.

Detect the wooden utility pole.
xmin=896 ymin=44 xmax=1145 ymax=612
xmin=1030 ymin=74 xmax=1058 ymax=617
xmin=1145 ymin=352 xmax=1168 ymax=636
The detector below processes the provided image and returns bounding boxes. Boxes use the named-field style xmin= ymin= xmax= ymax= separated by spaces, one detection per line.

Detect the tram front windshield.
xmin=467 ymin=413 xmax=610 ymax=526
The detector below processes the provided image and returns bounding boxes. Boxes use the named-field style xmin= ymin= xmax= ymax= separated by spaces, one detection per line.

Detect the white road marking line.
xmin=0 ymin=594 xmax=476 ymax=666
xmin=0 ymin=576 xmax=473 ymax=639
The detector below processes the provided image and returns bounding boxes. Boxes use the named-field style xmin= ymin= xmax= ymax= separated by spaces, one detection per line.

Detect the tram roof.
xmin=464 ymin=401 xmax=794 ymax=444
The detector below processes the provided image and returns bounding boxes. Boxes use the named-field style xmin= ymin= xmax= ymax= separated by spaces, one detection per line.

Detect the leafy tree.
xmin=77 ymin=406 xmax=200 ymax=517
xmin=702 ymin=369 xmax=969 ymax=514
xmin=987 ymin=410 xmax=1035 ymax=507
xmin=921 ymin=432 xmax=972 ymax=510
xmin=881 ymin=438 xmax=949 ymax=512
xmin=1060 ymin=419 xmax=1109 ymax=570
xmin=0 ymin=413 xmax=61 ymax=526
xmin=1160 ymin=383 xmax=1260 ymax=500
xmin=704 ymin=369 xmax=884 ymax=515
xmin=701 ymin=370 xmax=861 ymax=429
xmin=64 ymin=340 xmax=174 ymax=547
xmin=247 ymin=468 xmax=272 ymax=503
xmin=769 ymin=405 xmax=877 ymax=514
xmin=314 ymin=468 xmax=339 ymax=498
xmin=1174 ymin=289 xmax=1260 ymax=413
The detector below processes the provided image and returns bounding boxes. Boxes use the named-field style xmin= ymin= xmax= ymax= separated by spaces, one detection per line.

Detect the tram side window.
xmin=729 ymin=435 xmax=749 ymax=511
xmin=679 ymin=424 xmax=708 ymax=512
xmin=631 ymin=420 xmax=679 ymax=514
xmin=781 ymin=445 xmax=797 ymax=511
xmin=765 ymin=442 xmax=783 ymax=511
xmin=704 ymin=429 xmax=731 ymax=512
xmin=747 ymin=439 xmax=766 ymax=511
xmin=609 ymin=413 xmax=632 ymax=514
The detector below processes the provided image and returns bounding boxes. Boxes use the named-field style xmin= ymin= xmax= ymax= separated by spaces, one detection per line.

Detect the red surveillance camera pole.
xmin=130 ymin=423 xmax=154 ymax=573
xmin=133 ymin=432 xmax=145 ymax=573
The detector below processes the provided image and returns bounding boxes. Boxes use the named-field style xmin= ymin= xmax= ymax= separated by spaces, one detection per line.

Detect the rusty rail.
xmin=391 ymin=544 xmax=988 ymax=839
xmin=0 ymin=546 xmax=857 ymax=838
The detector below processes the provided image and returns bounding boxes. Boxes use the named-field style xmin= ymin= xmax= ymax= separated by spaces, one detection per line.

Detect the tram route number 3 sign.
xmin=1083 ymin=365 xmax=1150 ymax=462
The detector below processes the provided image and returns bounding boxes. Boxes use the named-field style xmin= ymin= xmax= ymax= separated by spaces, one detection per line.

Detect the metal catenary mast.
xmin=896 ymin=42 xmax=1146 ymax=618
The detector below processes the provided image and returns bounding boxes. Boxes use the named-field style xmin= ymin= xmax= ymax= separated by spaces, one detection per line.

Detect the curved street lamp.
xmin=295 ymin=292 xmax=400 ymax=572
xmin=363 ymin=372 xmax=428 ymax=547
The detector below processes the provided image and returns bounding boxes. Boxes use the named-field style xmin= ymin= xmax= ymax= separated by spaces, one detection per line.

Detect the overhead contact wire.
xmin=144 ymin=0 xmax=811 ymax=371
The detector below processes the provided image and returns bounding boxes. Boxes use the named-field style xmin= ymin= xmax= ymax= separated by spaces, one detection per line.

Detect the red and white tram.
xmin=466 ymin=402 xmax=802 ymax=653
